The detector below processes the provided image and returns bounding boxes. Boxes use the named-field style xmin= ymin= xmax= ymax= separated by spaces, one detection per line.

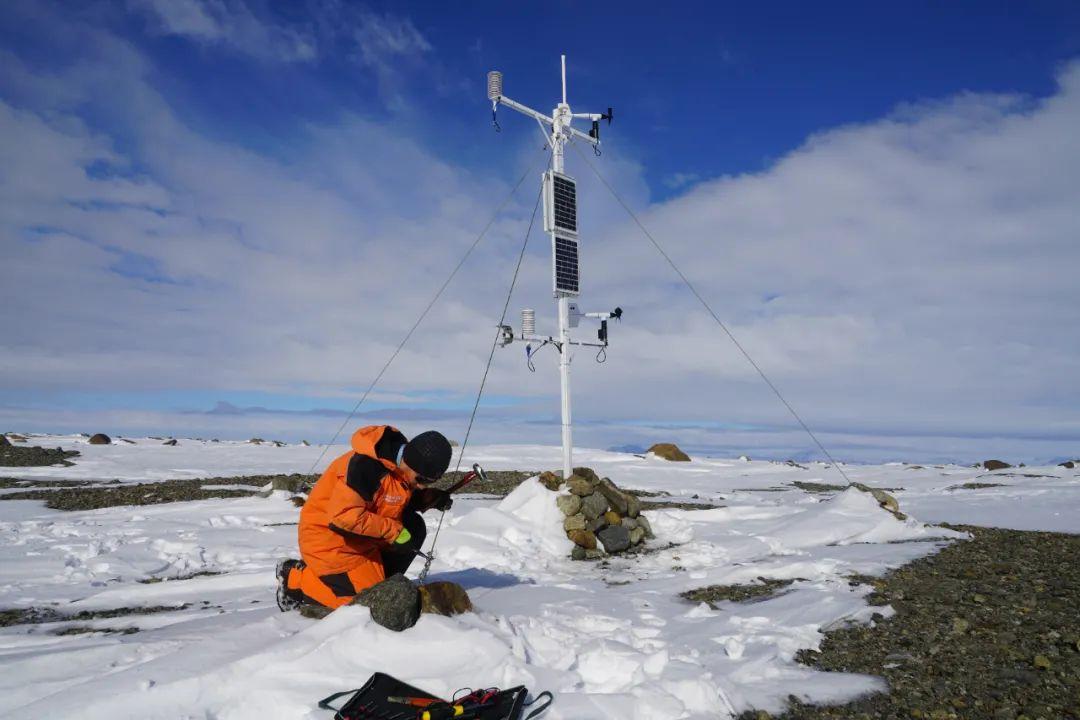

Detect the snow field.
xmin=0 ymin=439 xmax=1076 ymax=718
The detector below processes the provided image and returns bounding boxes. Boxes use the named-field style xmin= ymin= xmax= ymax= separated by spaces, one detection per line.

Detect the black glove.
xmin=412 ymin=487 xmax=453 ymax=512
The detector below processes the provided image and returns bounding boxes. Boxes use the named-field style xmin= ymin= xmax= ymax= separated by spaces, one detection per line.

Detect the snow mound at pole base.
xmin=433 ymin=478 xmax=574 ymax=576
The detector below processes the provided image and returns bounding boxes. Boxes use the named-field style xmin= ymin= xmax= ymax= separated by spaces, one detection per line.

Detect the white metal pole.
xmin=551 ymin=94 xmax=572 ymax=479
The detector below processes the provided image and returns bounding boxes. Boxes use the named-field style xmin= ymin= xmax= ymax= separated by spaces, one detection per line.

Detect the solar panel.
xmin=544 ymin=172 xmax=578 ymax=237
xmin=554 ymin=234 xmax=580 ymax=295
xmin=552 ymin=174 xmax=577 ymax=233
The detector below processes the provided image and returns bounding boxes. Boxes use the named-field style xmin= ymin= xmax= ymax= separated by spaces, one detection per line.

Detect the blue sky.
xmin=2 ymin=1 xmax=1080 ymax=463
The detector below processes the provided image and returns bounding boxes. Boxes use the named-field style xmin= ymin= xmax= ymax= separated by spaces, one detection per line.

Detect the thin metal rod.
xmin=561 ymin=54 xmax=567 ymax=105
xmin=569 ymin=141 xmax=854 ymax=484
xmin=304 ymin=151 xmax=548 ymax=478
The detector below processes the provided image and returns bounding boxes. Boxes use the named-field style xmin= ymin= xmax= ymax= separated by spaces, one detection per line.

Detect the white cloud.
xmin=1 ymin=11 xmax=1079 ymax=462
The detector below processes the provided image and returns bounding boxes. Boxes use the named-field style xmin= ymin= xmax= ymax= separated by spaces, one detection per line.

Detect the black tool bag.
xmin=318 ymin=672 xmax=553 ymax=720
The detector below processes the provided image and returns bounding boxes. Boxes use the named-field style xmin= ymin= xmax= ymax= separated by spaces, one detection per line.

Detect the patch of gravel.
xmin=433 ymin=469 xmax=538 ymax=496
xmin=791 ymin=481 xmax=848 ymax=493
xmin=137 ymin=570 xmax=224 ymax=584
xmin=681 ymin=578 xmax=797 ymax=606
xmin=0 ymin=604 xmax=192 ymax=628
xmin=739 ymin=525 xmax=1080 ymax=720
xmin=54 ymin=625 xmax=141 ymax=636
xmin=0 ymin=478 xmax=95 ymax=489
xmin=639 ymin=499 xmax=725 ymax=511
xmin=198 ymin=474 xmax=314 ymax=488
xmin=948 ymin=482 xmax=1005 ymax=491
xmin=0 ymin=479 xmax=264 ymax=510
xmin=0 ymin=444 xmax=80 ymax=467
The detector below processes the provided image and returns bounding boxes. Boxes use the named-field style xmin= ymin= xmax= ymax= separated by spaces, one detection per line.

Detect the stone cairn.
xmin=541 ymin=467 xmax=654 ymax=560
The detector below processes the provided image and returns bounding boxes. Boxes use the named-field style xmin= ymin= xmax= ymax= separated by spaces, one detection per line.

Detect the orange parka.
xmin=298 ymin=425 xmax=415 ymax=575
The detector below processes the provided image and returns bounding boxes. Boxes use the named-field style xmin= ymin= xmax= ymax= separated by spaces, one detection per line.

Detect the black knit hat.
xmin=402 ymin=430 xmax=452 ymax=482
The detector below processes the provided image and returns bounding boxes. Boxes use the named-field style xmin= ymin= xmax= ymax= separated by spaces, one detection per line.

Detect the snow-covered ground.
xmin=0 ymin=436 xmax=1076 ymax=719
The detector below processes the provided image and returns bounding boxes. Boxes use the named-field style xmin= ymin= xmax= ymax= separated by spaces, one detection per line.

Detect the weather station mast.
xmin=487 ymin=55 xmax=622 ymax=479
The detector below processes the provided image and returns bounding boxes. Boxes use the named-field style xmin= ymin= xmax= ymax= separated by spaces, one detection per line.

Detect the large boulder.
xmin=636 ymin=514 xmax=655 ymax=539
xmin=88 ymin=433 xmax=112 ymax=445
xmin=647 ymin=443 xmax=690 ymax=461
xmin=982 ymin=459 xmax=1011 ymax=471
xmin=350 ymin=574 xmax=420 ymax=631
xmin=418 ymin=581 xmax=472 ymax=616
xmin=597 ymin=525 xmax=631 ymax=554
xmin=1060 ymin=461 xmax=1076 ymax=469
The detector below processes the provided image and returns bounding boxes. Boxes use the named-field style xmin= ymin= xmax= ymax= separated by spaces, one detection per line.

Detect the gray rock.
xmin=636 ymin=514 xmax=654 ymax=539
xmin=350 ymin=574 xmax=420 ymax=631
xmin=566 ymin=475 xmax=594 ymax=496
xmin=162 ymin=439 xmax=178 ymax=446
xmin=556 ymin=493 xmax=582 ymax=516
xmin=629 ymin=527 xmax=646 ymax=545
xmin=624 ymin=493 xmax=641 ymax=519
xmin=572 ymin=467 xmax=601 ymax=485
xmin=588 ymin=515 xmax=607 ymax=533
xmin=563 ymin=514 xmax=587 ymax=532
xmin=598 ymin=525 xmax=632 ymax=553
xmin=584 ymin=548 xmax=604 ymax=560
xmin=597 ymin=479 xmax=629 ymax=515
xmin=571 ymin=546 xmax=587 ymax=561
xmin=581 ymin=492 xmax=609 ymax=521
xmin=622 ymin=517 xmax=638 ymax=531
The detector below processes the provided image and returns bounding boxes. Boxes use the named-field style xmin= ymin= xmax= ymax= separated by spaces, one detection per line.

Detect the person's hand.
xmin=430 ymin=489 xmax=453 ymax=512
xmin=394 ymin=527 xmax=412 ymax=545
xmin=412 ymin=488 xmax=453 ymax=512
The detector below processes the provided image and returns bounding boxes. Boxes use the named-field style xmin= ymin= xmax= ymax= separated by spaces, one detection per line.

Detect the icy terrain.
xmin=0 ymin=436 xmax=1076 ymax=719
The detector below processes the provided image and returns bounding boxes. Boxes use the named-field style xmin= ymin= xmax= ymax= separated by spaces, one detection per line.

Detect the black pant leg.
xmin=381 ymin=510 xmax=428 ymax=578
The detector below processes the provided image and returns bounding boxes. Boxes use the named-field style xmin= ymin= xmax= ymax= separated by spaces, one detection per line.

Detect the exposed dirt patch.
xmin=639 ymin=499 xmax=724 ymax=511
xmin=0 ymin=478 xmax=95 ymax=489
xmin=433 ymin=469 xmax=538 ymax=497
xmin=741 ymin=525 xmax=1080 ymax=719
xmin=137 ymin=570 xmax=224 ymax=584
xmin=0 ymin=444 xmax=80 ymax=467
xmin=682 ymin=578 xmax=797 ymax=607
xmin=0 ymin=604 xmax=192 ymax=628
xmin=54 ymin=625 xmax=141 ymax=636
xmin=0 ymin=480 xmax=263 ymax=510
xmin=791 ymin=481 xmax=847 ymax=493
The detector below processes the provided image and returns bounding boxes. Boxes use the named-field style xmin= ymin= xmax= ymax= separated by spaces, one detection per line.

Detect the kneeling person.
xmin=276 ymin=425 xmax=453 ymax=610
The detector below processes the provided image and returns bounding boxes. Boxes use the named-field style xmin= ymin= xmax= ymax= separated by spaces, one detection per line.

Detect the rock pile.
xmin=549 ymin=467 xmax=654 ymax=560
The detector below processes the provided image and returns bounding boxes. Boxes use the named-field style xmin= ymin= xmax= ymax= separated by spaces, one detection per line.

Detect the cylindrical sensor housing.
xmin=521 ymin=308 xmax=535 ymax=336
xmin=487 ymin=71 xmax=503 ymax=100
